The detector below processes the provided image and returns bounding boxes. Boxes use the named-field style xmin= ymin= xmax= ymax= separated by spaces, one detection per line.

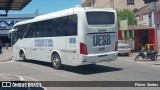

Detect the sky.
xmin=9 ymin=0 xmax=81 ymax=14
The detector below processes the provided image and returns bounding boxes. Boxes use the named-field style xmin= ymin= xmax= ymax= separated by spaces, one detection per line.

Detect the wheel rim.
xmin=53 ymin=57 xmax=59 ymax=67
xmin=52 ymin=55 xmax=60 ymax=68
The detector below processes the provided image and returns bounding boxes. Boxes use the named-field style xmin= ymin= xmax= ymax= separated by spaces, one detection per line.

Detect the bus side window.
xmin=37 ymin=21 xmax=44 ymax=37
xmin=51 ymin=20 xmax=56 ymax=37
xmin=17 ymin=26 xmax=23 ymax=39
xmin=35 ymin=22 xmax=40 ymax=37
xmin=66 ymin=15 xmax=77 ymax=36
xmin=12 ymin=31 xmax=18 ymax=45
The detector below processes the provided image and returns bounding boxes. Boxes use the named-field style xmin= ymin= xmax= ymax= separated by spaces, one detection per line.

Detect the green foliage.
xmin=117 ymin=9 xmax=137 ymax=29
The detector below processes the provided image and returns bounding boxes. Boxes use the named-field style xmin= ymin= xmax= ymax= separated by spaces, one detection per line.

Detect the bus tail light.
xmin=80 ymin=43 xmax=88 ymax=55
xmin=115 ymin=41 xmax=118 ymax=51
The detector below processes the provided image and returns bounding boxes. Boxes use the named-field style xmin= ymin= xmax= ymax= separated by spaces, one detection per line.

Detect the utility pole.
xmin=154 ymin=1 xmax=158 ymax=51
xmin=113 ymin=0 xmax=114 ymax=9
xmin=92 ymin=0 xmax=95 ymax=7
xmin=110 ymin=0 xmax=114 ymax=9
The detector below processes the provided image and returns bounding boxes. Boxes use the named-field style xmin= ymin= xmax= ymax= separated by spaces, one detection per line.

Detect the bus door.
xmin=11 ymin=31 xmax=18 ymax=46
xmin=65 ymin=37 xmax=78 ymax=65
xmin=11 ymin=31 xmax=19 ymax=60
xmin=65 ymin=11 xmax=78 ymax=65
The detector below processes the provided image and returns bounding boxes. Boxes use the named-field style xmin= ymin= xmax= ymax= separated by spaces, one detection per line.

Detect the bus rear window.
xmin=86 ymin=12 xmax=115 ymax=25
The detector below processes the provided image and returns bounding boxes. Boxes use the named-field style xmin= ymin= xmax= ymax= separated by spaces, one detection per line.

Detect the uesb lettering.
xmin=93 ymin=34 xmax=111 ymax=46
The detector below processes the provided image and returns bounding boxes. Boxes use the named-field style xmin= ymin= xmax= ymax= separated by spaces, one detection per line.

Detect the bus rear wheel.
xmin=51 ymin=53 xmax=62 ymax=69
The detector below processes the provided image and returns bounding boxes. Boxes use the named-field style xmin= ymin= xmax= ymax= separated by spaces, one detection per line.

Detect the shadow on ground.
xmin=118 ymin=54 xmax=133 ymax=57
xmin=62 ymin=64 xmax=123 ymax=75
xmin=16 ymin=60 xmax=53 ymax=67
xmin=134 ymin=59 xmax=159 ymax=62
xmin=154 ymin=64 xmax=160 ymax=65
xmin=16 ymin=60 xmax=123 ymax=75
xmin=0 ymin=52 xmax=4 ymax=55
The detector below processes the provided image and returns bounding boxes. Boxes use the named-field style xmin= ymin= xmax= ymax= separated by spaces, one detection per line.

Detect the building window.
xmin=127 ymin=0 xmax=134 ymax=5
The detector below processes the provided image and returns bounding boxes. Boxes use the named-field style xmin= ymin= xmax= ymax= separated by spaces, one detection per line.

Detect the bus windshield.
xmin=86 ymin=11 xmax=115 ymax=25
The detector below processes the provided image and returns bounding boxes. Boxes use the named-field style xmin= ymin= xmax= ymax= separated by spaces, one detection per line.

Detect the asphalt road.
xmin=0 ymin=53 xmax=160 ymax=90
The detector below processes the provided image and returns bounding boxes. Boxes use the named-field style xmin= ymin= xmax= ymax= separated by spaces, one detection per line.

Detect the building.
xmin=81 ymin=0 xmax=146 ymax=11
xmin=0 ymin=14 xmax=37 ymax=44
xmin=134 ymin=2 xmax=160 ymax=49
xmin=135 ymin=2 xmax=160 ymax=29
xmin=119 ymin=2 xmax=160 ymax=51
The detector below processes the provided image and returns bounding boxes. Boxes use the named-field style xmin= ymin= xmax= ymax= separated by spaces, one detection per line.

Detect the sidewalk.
xmin=0 ymin=47 xmax=12 ymax=62
xmin=0 ymin=48 xmax=23 ymax=82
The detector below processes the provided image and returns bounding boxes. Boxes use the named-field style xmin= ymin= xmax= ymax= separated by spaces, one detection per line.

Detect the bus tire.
xmin=51 ymin=53 xmax=62 ymax=69
xmin=21 ymin=53 xmax=27 ymax=61
xmin=86 ymin=63 xmax=96 ymax=66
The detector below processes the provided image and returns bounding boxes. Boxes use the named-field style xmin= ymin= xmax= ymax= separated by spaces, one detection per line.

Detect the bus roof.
xmin=13 ymin=7 xmax=115 ymax=28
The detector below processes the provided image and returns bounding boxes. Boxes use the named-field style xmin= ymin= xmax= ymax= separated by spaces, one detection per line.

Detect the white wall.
xmin=137 ymin=14 xmax=150 ymax=25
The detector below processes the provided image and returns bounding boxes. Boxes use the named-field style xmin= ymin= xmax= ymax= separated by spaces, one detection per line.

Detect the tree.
xmin=117 ymin=9 xmax=137 ymax=29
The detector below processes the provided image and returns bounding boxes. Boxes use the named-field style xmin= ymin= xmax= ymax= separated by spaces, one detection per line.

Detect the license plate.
xmin=99 ymin=47 xmax=105 ymax=51
xmin=121 ymin=47 xmax=127 ymax=49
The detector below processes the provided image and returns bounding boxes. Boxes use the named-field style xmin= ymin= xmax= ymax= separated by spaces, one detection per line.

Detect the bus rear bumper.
xmin=80 ymin=51 xmax=118 ymax=65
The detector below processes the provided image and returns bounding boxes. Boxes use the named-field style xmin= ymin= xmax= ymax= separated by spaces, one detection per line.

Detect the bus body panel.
xmin=80 ymin=52 xmax=117 ymax=65
xmin=13 ymin=37 xmax=80 ymax=66
xmin=11 ymin=7 xmax=118 ymax=67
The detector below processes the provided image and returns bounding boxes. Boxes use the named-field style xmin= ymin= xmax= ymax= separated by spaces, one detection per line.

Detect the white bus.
xmin=10 ymin=7 xmax=118 ymax=69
